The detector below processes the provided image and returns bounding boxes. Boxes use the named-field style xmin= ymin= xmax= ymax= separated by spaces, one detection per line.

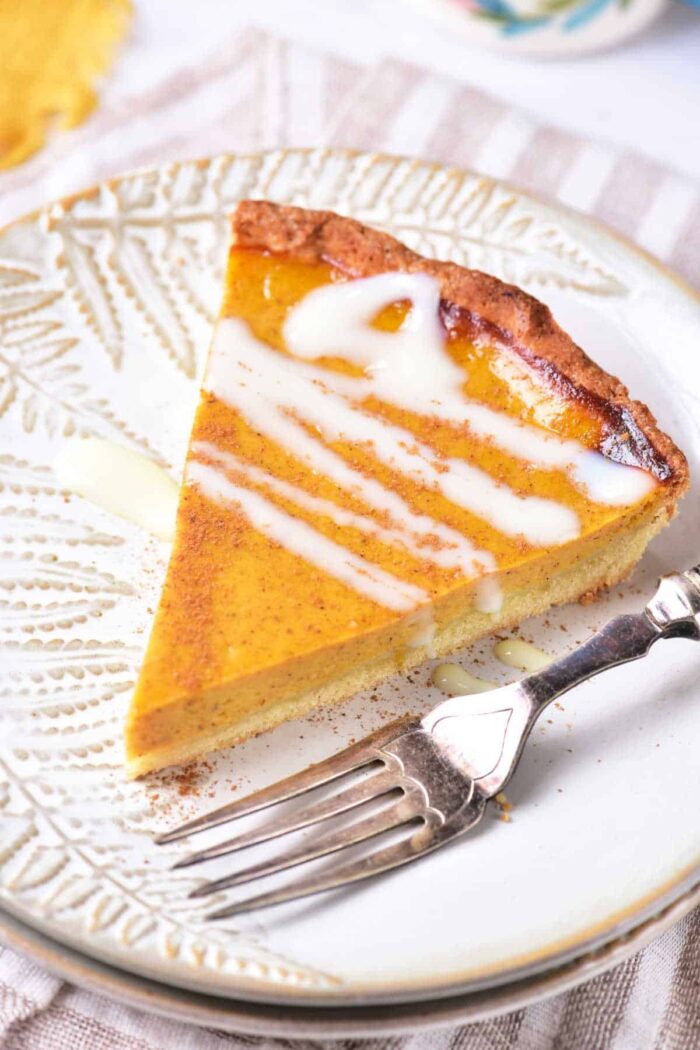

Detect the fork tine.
xmin=172 ymin=766 xmax=399 ymax=869
xmin=205 ymin=800 xmax=485 ymax=919
xmin=155 ymin=721 xmax=413 ymax=846
xmin=189 ymin=795 xmax=421 ymax=897
xmin=206 ymin=823 xmax=437 ymax=919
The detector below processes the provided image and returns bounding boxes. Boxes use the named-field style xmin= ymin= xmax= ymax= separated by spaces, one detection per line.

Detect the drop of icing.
xmin=571 ymin=453 xmax=655 ymax=506
xmin=54 ymin=437 xmax=178 ymax=541
xmin=404 ymin=606 xmax=437 ymax=656
xmin=474 ymin=575 xmax=503 ymax=614
xmin=494 ymin=638 xmax=551 ymax=673
xmin=431 ymin=662 xmax=496 ymax=695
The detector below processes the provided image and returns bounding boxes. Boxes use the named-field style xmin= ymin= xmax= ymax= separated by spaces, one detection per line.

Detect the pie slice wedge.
xmin=125 ymin=201 xmax=688 ymax=778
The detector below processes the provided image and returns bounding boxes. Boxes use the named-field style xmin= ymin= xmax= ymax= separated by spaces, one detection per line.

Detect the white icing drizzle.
xmin=571 ymin=453 xmax=654 ymax=506
xmin=192 ymin=441 xmax=491 ymax=574
xmin=284 ymin=272 xmax=451 ymax=383
xmin=194 ymin=271 xmax=656 ymax=613
xmin=474 ymin=575 xmax=503 ymax=614
xmin=205 ymin=330 xmax=498 ymax=578
xmin=192 ymin=444 xmax=502 ymax=626
xmin=54 ymin=438 xmax=178 ymax=541
xmin=283 ymin=272 xmax=656 ymax=508
xmin=494 ymin=638 xmax=551 ymax=672
xmin=432 ymin=663 xmax=495 ymax=695
xmin=207 ymin=318 xmax=579 ymax=547
xmin=186 ymin=459 xmax=427 ymax=612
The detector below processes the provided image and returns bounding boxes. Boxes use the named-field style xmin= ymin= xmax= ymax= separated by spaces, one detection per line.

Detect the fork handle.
xmin=425 ymin=569 xmax=700 ymax=798
xmin=523 ymin=568 xmax=700 ymax=717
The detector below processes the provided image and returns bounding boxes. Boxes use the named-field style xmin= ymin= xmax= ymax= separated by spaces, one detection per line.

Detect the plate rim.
xmin=1 ymin=145 xmax=699 ymax=1011
xmin=2 ymin=881 xmax=699 ymax=1037
xmin=3 ymin=861 xmax=700 ymax=1008
xmin=5 ymin=144 xmax=699 ymax=306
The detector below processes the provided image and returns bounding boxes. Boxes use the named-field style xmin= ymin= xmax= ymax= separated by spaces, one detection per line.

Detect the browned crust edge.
xmin=230 ymin=200 xmax=688 ymax=501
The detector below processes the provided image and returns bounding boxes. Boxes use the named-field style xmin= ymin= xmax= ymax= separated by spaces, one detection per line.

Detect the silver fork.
xmin=156 ymin=567 xmax=700 ymax=918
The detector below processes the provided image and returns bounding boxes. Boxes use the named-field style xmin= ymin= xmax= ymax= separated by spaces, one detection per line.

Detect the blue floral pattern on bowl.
xmin=470 ymin=0 xmax=632 ymax=35
xmin=410 ymin=0 xmax=678 ymax=55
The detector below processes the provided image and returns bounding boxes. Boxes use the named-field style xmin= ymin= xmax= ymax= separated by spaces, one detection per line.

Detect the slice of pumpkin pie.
xmin=125 ymin=201 xmax=687 ymax=777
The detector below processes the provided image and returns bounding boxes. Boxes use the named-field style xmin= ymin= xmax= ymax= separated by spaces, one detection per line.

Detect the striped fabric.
xmin=0 ymin=28 xmax=696 ymax=288
xmin=0 ymin=24 xmax=698 ymax=1050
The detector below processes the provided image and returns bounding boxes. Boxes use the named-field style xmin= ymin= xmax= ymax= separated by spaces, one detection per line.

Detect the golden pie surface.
xmin=125 ymin=202 xmax=687 ymax=777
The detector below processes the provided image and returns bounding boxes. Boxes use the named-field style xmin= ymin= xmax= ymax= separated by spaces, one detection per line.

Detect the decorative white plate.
xmin=1 ymin=148 xmax=699 ymax=1009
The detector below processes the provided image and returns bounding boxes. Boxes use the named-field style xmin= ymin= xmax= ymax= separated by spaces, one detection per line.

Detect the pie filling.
xmin=125 ymin=239 xmax=681 ymax=777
